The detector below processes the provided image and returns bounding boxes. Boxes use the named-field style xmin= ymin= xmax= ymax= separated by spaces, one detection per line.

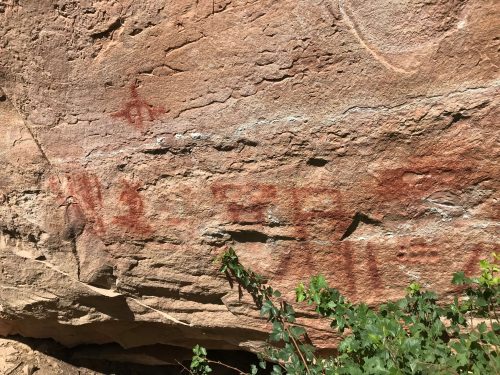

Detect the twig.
xmin=176 ymin=357 xmax=249 ymax=374
xmin=285 ymin=325 xmax=311 ymax=375
xmin=175 ymin=360 xmax=195 ymax=374
xmin=5 ymin=362 xmax=23 ymax=375
xmin=207 ymin=359 xmax=248 ymax=374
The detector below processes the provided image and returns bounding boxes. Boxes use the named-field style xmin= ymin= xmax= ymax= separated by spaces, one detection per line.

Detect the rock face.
xmin=0 ymin=337 xmax=96 ymax=375
xmin=0 ymin=0 xmax=498 ymax=363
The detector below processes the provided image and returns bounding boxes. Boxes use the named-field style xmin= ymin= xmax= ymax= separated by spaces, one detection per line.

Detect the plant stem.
xmin=285 ymin=325 xmax=312 ymax=375
xmin=207 ymin=359 xmax=249 ymax=375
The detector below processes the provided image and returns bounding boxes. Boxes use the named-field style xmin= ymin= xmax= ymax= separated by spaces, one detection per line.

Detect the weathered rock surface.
xmin=0 ymin=336 xmax=206 ymax=374
xmin=0 ymin=0 xmax=498 ymax=362
xmin=0 ymin=337 xmax=95 ymax=375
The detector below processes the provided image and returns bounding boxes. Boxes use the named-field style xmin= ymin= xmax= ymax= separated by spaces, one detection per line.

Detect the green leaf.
xmin=289 ymin=325 xmax=306 ymax=338
xmin=261 ymin=300 xmax=274 ymax=318
xmin=271 ymin=365 xmax=283 ymax=375
xmin=452 ymin=271 xmax=467 ymax=285
xmin=296 ymin=282 xmax=306 ymax=302
xmin=476 ymin=296 xmax=488 ymax=307
xmin=477 ymin=322 xmax=487 ymax=333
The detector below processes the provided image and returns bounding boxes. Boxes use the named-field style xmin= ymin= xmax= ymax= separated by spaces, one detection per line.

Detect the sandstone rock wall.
xmin=0 ymin=0 xmax=498 ymax=361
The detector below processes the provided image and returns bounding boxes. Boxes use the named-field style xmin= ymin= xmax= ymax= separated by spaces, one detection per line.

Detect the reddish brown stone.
xmin=0 ymin=0 xmax=498 ymax=365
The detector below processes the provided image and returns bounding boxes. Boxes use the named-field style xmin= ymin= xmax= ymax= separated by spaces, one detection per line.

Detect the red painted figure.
xmin=112 ymin=83 xmax=166 ymax=131
xmin=112 ymin=180 xmax=153 ymax=235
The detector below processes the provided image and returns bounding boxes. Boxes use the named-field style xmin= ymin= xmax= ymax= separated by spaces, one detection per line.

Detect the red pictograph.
xmin=209 ymin=181 xmax=494 ymax=300
xmin=112 ymin=84 xmax=166 ymax=130
xmin=48 ymin=172 xmax=106 ymax=236
xmin=112 ymin=180 xmax=153 ymax=236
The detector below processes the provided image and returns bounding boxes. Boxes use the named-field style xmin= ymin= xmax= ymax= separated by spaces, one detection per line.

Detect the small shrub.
xmin=190 ymin=249 xmax=499 ymax=374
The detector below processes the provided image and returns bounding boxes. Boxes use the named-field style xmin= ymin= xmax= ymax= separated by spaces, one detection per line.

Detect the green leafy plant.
xmin=190 ymin=249 xmax=499 ymax=374
xmin=188 ymin=343 xmax=250 ymax=375
xmin=190 ymin=345 xmax=212 ymax=375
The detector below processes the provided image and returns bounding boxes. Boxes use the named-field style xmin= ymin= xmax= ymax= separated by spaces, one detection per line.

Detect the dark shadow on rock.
xmin=75 ymin=294 xmax=136 ymax=321
xmin=5 ymin=335 xmax=270 ymax=375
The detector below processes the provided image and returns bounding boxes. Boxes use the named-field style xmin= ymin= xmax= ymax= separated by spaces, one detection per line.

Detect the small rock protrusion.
xmin=61 ymin=197 xmax=86 ymax=241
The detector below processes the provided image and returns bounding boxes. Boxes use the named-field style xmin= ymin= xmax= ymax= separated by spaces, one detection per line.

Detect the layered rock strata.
xmin=0 ymin=0 xmax=498 ymax=360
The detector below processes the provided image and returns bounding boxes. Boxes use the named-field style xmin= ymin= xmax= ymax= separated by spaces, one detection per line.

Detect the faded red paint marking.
xmin=206 ymin=179 xmax=496 ymax=300
xmin=273 ymin=186 xmax=357 ymax=296
xmin=339 ymin=243 xmax=357 ymax=296
xmin=112 ymin=84 xmax=166 ymax=131
xmin=450 ymin=245 xmax=494 ymax=292
xmin=372 ymin=159 xmax=484 ymax=210
xmin=285 ymin=187 xmax=346 ymax=261
xmin=113 ymin=180 xmax=153 ymax=235
xmin=394 ymin=239 xmax=441 ymax=264
xmin=47 ymin=172 xmax=106 ymax=235
xmin=463 ymin=246 xmax=487 ymax=277
xmin=366 ymin=244 xmax=383 ymax=290
xmin=290 ymin=187 xmax=347 ymax=238
xmin=67 ymin=172 xmax=106 ymax=235
xmin=47 ymin=175 xmax=62 ymax=197
xmin=211 ymin=183 xmax=358 ymax=296
xmin=211 ymin=183 xmax=277 ymax=224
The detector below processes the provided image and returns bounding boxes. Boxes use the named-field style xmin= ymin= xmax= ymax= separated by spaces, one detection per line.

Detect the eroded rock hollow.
xmin=0 ymin=0 xmax=498 ymax=367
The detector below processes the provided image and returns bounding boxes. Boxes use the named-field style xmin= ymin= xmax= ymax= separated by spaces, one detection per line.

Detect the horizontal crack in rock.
xmin=225 ymin=229 xmax=296 ymax=243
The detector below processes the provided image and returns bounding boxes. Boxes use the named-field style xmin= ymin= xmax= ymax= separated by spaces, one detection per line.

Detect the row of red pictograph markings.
xmin=210 ymin=182 xmax=492 ymax=298
xmin=48 ymin=173 xmax=152 ymax=236
xmin=46 ymin=173 xmax=491 ymax=297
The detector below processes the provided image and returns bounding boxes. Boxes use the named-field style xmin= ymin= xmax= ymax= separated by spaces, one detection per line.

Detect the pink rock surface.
xmin=0 ymin=0 xmax=498 ymax=361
